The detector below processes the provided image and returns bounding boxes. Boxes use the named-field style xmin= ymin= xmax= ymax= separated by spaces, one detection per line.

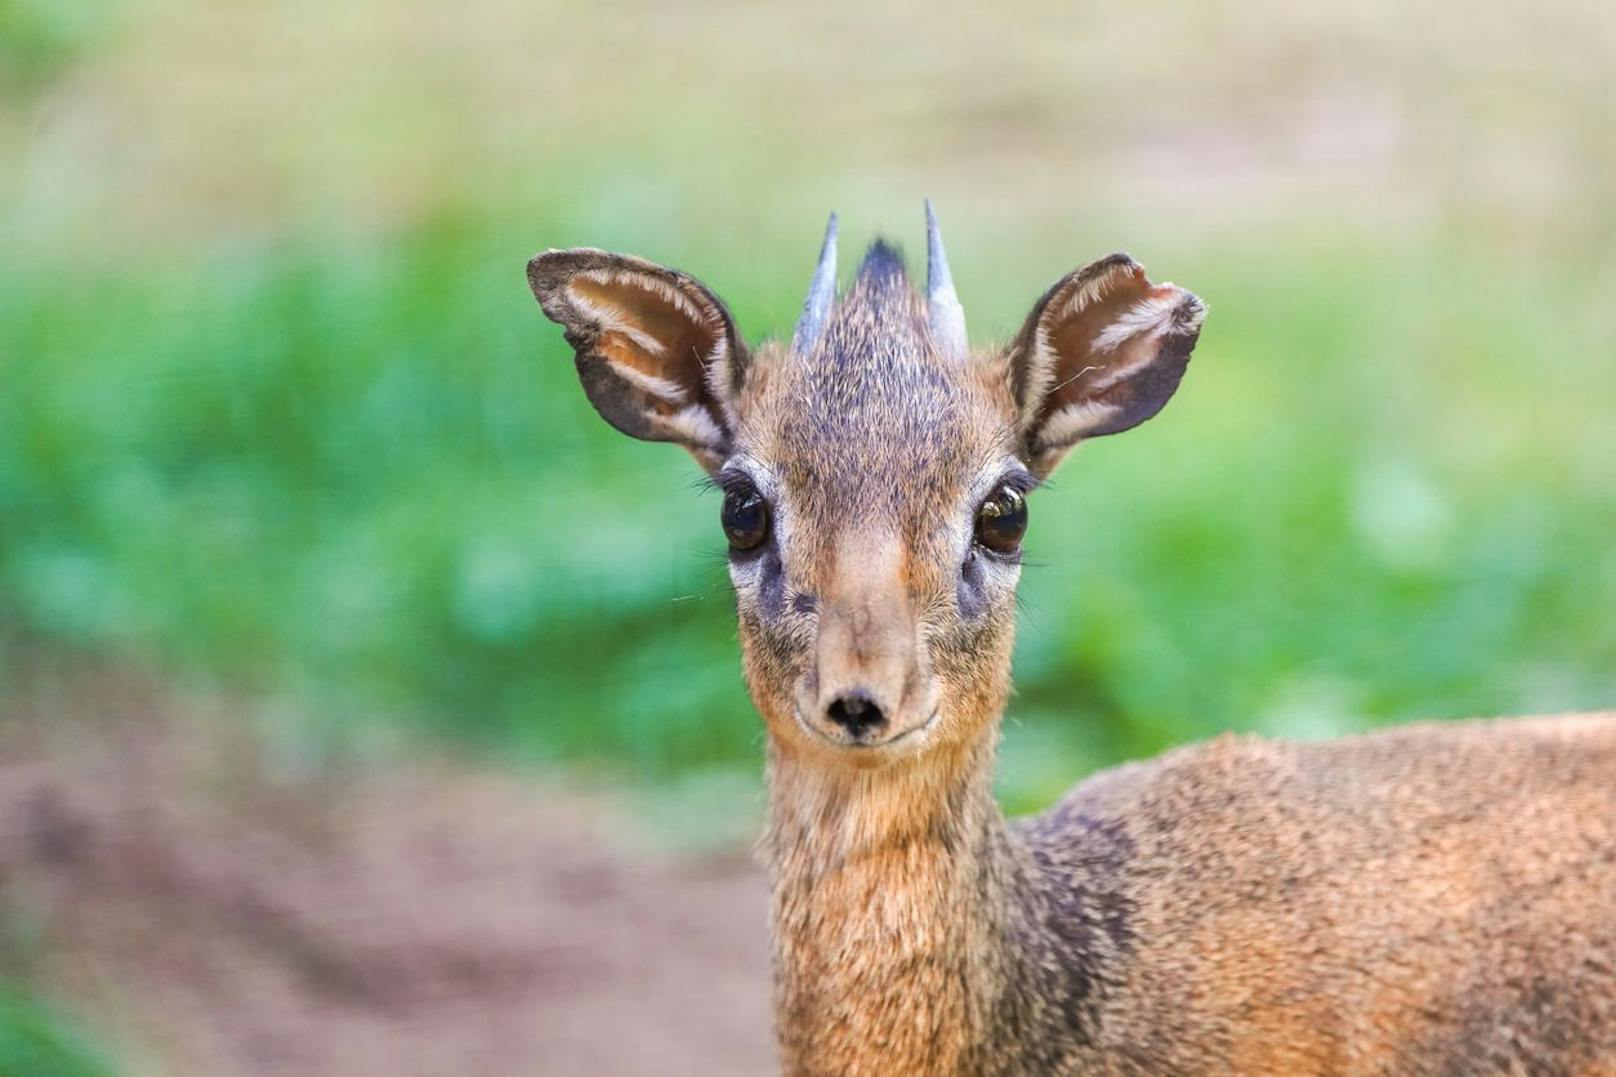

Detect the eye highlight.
xmin=721 ymin=486 xmax=770 ymax=551
xmin=974 ymin=485 xmax=1028 ymax=554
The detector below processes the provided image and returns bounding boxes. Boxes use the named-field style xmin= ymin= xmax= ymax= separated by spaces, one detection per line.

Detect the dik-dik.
xmin=528 ymin=207 xmax=1616 ymax=1075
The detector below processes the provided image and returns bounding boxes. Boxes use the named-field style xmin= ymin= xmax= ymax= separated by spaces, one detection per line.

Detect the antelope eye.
xmin=721 ymin=487 xmax=770 ymax=551
xmin=974 ymin=485 xmax=1028 ymax=554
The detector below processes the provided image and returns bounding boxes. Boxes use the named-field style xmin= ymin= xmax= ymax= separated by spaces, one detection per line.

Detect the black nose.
xmin=825 ymin=689 xmax=887 ymax=739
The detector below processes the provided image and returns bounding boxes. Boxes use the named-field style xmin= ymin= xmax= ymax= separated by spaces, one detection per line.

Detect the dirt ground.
xmin=0 ymin=657 xmax=775 ymax=1076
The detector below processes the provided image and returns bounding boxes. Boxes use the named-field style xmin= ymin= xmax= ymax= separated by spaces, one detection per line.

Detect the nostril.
xmin=825 ymin=690 xmax=887 ymax=738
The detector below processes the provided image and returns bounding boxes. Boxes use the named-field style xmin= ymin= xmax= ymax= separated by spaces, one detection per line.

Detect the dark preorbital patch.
xmin=755 ymin=547 xmax=787 ymax=622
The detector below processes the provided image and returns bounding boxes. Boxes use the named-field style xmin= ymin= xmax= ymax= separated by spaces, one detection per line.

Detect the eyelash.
xmin=714 ymin=468 xmax=767 ymax=496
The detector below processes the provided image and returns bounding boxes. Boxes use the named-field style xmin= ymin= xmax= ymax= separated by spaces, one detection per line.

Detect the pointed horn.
xmin=925 ymin=199 xmax=968 ymax=358
xmin=791 ymin=212 xmax=839 ymax=354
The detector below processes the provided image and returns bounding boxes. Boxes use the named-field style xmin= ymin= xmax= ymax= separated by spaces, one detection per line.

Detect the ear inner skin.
xmin=527 ymin=248 xmax=750 ymax=471
xmin=1011 ymin=253 xmax=1205 ymax=475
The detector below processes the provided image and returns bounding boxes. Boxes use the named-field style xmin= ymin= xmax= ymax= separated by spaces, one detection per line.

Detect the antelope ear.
xmin=528 ymin=249 xmax=750 ymax=473
xmin=1008 ymin=253 xmax=1205 ymax=476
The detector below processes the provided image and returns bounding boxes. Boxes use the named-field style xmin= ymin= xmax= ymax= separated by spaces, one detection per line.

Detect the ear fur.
xmin=1009 ymin=253 xmax=1205 ymax=475
xmin=527 ymin=249 xmax=749 ymax=472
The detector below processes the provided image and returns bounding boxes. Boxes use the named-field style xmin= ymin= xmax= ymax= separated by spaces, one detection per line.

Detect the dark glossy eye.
xmin=721 ymin=487 xmax=770 ymax=551
xmin=974 ymin=485 xmax=1028 ymax=554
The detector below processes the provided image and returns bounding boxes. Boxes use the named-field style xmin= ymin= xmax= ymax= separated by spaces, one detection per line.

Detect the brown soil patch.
xmin=0 ymin=657 xmax=774 ymax=1075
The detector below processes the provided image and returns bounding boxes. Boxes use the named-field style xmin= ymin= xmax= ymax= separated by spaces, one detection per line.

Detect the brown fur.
xmin=528 ymin=226 xmax=1616 ymax=1075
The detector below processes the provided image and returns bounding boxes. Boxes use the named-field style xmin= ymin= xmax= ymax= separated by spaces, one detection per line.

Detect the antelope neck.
xmin=763 ymin=733 xmax=1119 ymax=1074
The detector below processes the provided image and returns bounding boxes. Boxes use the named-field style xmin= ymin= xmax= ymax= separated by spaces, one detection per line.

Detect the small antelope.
xmin=528 ymin=207 xmax=1616 ymax=1075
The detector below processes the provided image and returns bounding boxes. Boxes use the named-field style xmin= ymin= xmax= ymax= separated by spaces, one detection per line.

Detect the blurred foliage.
xmin=0 ymin=983 xmax=114 ymax=1077
xmin=3 ymin=215 xmax=1614 ymax=812
xmin=1 ymin=0 xmax=1614 ymax=814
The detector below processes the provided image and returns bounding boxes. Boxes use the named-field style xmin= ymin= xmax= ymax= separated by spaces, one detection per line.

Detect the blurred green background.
xmin=5 ymin=0 xmax=1615 ymax=791
xmin=2 ymin=1 xmax=1614 ymax=1067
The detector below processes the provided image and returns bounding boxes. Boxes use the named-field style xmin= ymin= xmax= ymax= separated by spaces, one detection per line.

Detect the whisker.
xmin=1047 ymin=363 xmax=1102 ymax=397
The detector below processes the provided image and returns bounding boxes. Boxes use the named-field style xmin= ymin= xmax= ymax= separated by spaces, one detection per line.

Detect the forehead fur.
xmin=737 ymin=241 xmax=1013 ymax=542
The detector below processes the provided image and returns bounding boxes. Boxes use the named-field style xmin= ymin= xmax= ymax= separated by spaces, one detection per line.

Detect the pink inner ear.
xmin=565 ymin=272 xmax=725 ymax=416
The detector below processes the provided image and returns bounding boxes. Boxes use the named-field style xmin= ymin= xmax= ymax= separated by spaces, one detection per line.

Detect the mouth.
xmin=793 ymin=708 xmax=942 ymax=752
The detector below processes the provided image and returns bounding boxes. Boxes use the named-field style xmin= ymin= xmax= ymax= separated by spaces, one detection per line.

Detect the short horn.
xmin=792 ymin=212 xmax=839 ymax=354
xmin=925 ymin=200 xmax=968 ymax=358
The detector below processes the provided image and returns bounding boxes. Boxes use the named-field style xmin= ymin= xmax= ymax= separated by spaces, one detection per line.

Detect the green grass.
xmin=3 ymin=211 xmax=1613 ymax=808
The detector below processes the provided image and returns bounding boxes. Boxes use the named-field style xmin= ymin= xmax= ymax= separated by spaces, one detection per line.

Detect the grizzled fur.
xmin=529 ymin=228 xmax=1616 ymax=1075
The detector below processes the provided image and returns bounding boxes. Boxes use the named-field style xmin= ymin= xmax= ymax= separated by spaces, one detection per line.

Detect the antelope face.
xmin=718 ymin=241 xmax=1027 ymax=764
xmin=529 ymin=206 xmax=1204 ymax=768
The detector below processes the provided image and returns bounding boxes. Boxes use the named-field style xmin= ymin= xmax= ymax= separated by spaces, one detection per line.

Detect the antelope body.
xmin=528 ymin=208 xmax=1616 ymax=1075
